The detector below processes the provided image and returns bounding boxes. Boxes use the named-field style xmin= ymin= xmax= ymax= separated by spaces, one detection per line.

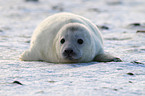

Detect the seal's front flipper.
xmin=20 ymin=50 xmax=40 ymax=61
xmin=94 ymin=53 xmax=122 ymax=62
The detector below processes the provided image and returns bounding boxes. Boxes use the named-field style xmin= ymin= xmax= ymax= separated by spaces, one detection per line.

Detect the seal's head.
xmin=55 ymin=23 xmax=96 ymax=63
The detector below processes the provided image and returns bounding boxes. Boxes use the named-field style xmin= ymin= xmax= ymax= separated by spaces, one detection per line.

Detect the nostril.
xmin=64 ymin=49 xmax=73 ymax=54
xmin=69 ymin=50 xmax=73 ymax=53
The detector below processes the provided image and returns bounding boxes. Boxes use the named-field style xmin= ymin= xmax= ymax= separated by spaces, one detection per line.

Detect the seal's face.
xmin=55 ymin=23 xmax=93 ymax=63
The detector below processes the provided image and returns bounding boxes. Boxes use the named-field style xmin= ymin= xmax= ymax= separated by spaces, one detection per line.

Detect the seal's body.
xmin=20 ymin=12 xmax=121 ymax=63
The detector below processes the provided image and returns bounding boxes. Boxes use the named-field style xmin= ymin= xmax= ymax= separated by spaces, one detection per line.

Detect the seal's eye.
xmin=60 ymin=38 xmax=65 ymax=44
xmin=77 ymin=39 xmax=83 ymax=44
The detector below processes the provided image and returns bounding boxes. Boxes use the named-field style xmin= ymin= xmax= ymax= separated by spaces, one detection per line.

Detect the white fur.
xmin=20 ymin=12 xmax=104 ymax=63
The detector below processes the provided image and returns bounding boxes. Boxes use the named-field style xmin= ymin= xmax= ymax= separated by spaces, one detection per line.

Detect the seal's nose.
xmin=64 ymin=49 xmax=73 ymax=55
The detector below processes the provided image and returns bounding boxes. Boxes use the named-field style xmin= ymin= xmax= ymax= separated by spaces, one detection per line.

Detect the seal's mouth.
xmin=64 ymin=57 xmax=80 ymax=63
xmin=64 ymin=55 xmax=77 ymax=60
xmin=63 ymin=54 xmax=81 ymax=62
xmin=61 ymin=48 xmax=82 ymax=62
xmin=63 ymin=48 xmax=76 ymax=59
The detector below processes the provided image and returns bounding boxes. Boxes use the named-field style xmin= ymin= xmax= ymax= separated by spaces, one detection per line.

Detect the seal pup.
xmin=20 ymin=12 xmax=122 ymax=63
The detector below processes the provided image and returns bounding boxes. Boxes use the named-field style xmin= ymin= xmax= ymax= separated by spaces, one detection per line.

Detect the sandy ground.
xmin=0 ymin=0 xmax=145 ymax=96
